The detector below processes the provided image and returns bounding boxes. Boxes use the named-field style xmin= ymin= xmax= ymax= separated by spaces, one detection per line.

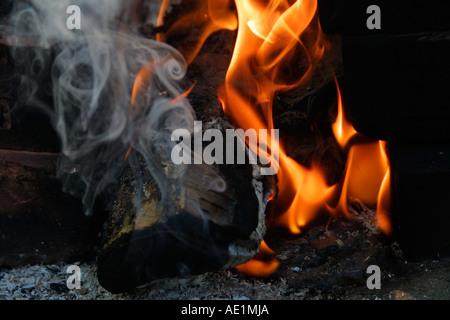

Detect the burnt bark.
xmin=97 ymin=152 xmax=274 ymax=293
xmin=96 ymin=27 xmax=275 ymax=293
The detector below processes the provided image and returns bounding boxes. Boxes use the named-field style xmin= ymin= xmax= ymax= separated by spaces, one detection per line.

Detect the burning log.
xmin=95 ymin=17 xmax=275 ymax=291
xmin=332 ymin=13 xmax=450 ymax=260
xmin=97 ymin=151 xmax=274 ymax=293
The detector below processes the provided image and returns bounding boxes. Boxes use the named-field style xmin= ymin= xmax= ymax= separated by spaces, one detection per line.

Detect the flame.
xmin=330 ymin=89 xmax=392 ymax=229
xmin=332 ymin=80 xmax=357 ymax=149
xmin=235 ymin=240 xmax=280 ymax=277
xmin=376 ymin=141 xmax=392 ymax=234
xmin=218 ymin=0 xmax=324 ymax=276
xmin=150 ymin=0 xmax=392 ymax=277
xmin=156 ymin=0 xmax=170 ymax=42
xmin=163 ymin=0 xmax=238 ymax=65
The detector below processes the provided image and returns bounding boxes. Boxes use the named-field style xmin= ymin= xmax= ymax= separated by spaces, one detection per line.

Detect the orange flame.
xmin=163 ymin=0 xmax=238 ymax=65
xmin=216 ymin=0 xmax=392 ymax=276
xmin=149 ymin=0 xmax=392 ymax=277
xmin=330 ymin=87 xmax=392 ymax=229
xmin=332 ymin=79 xmax=357 ymax=149
xmin=156 ymin=0 xmax=170 ymax=42
xmin=235 ymin=240 xmax=280 ymax=277
xmin=218 ymin=0 xmax=325 ymax=275
xmin=376 ymin=141 xmax=392 ymax=234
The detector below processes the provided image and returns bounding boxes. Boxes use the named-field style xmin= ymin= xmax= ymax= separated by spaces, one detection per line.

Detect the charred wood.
xmin=318 ymin=0 xmax=450 ymax=35
xmin=388 ymin=142 xmax=450 ymax=260
xmin=0 ymin=149 xmax=97 ymax=267
xmin=341 ymin=32 xmax=450 ymax=142
xmin=97 ymin=152 xmax=274 ymax=293
xmin=96 ymin=26 xmax=275 ymax=293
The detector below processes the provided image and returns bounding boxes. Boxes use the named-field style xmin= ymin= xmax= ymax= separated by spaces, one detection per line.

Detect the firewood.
xmin=0 ymin=149 xmax=97 ymax=267
xmin=318 ymin=0 xmax=450 ymax=35
xmin=388 ymin=141 xmax=450 ymax=261
xmin=341 ymin=32 xmax=450 ymax=141
xmin=95 ymin=24 xmax=275 ymax=292
xmin=97 ymin=136 xmax=275 ymax=293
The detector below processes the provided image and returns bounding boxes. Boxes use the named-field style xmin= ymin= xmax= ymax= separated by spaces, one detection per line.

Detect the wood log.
xmin=95 ymin=26 xmax=276 ymax=293
xmin=0 ymin=0 xmax=12 ymax=20
xmin=318 ymin=0 xmax=450 ymax=35
xmin=0 ymin=149 xmax=98 ymax=267
xmin=0 ymin=42 xmax=60 ymax=152
xmin=97 ymin=149 xmax=274 ymax=293
xmin=388 ymin=141 xmax=450 ymax=260
xmin=0 ymin=44 xmax=12 ymax=130
xmin=341 ymin=32 xmax=450 ymax=142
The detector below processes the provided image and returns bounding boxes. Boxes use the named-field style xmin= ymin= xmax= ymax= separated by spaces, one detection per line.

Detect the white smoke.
xmin=3 ymin=0 xmax=225 ymax=216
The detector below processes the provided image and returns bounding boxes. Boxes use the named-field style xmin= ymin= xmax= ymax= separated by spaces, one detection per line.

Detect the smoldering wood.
xmin=0 ymin=37 xmax=97 ymax=266
xmin=0 ymin=4 xmax=343 ymax=284
xmin=96 ymin=24 xmax=275 ymax=292
xmin=97 ymin=149 xmax=275 ymax=293
xmin=318 ymin=0 xmax=450 ymax=35
xmin=271 ymin=31 xmax=345 ymax=188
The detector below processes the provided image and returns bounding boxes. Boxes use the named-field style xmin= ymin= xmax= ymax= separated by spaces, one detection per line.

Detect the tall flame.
xmin=332 ymin=80 xmax=357 ymax=149
xmin=151 ymin=0 xmax=392 ymax=276
xmin=218 ymin=0 xmax=327 ymax=274
xmin=216 ymin=0 xmax=391 ymax=276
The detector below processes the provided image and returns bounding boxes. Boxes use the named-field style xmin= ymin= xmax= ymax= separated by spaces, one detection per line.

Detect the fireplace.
xmin=0 ymin=0 xmax=449 ymax=297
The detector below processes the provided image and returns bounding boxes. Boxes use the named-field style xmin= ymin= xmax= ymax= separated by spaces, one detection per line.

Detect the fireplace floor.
xmin=1 ymin=204 xmax=448 ymax=300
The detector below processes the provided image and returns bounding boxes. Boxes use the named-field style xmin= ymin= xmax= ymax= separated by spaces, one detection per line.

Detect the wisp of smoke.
xmin=2 ymin=0 xmax=225 ymax=217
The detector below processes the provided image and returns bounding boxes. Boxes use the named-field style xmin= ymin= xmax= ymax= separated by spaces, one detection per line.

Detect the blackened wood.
xmin=318 ymin=0 xmax=450 ymax=35
xmin=0 ymin=0 xmax=12 ymax=19
xmin=97 ymin=27 xmax=274 ymax=293
xmin=0 ymin=43 xmax=60 ymax=152
xmin=0 ymin=149 xmax=99 ymax=266
xmin=0 ymin=99 xmax=10 ymax=130
xmin=388 ymin=142 xmax=450 ymax=260
xmin=341 ymin=32 xmax=450 ymax=142
xmin=0 ymin=44 xmax=12 ymax=130
xmin=0 ymin=107 xmax=60 ymax=152
xmin=97 ymin=156 xmax=273 ymax=293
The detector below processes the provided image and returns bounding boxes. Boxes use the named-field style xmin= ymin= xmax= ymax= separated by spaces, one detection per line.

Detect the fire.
xmin=217 ymin=0 xmax=392 ymax=276
xmin=235 ymin=240 xmax=280 ymax=277
xmin=162 ymin=0 xmax=238 ymax=66
xmin=152 ymin=0 xmax=392 ymax=276
xmin=331 ymin=80 xmax=357 ymax=149
xmin=217 ymin=0 xmax=327 ymax=274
